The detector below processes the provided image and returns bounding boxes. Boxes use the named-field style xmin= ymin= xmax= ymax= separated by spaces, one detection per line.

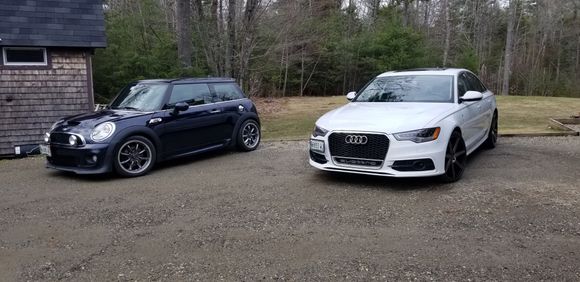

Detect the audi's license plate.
xmin=39 ymin=145 xmax=51 ymax=157
xmin=310 ymin=139 xmax=325 ymax=153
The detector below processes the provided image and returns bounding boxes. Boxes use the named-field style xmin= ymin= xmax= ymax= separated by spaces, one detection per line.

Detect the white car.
xmin=309 ymin=68 xmax=497 ymax=182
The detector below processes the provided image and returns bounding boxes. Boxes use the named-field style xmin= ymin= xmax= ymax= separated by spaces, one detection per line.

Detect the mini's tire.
xmin=237 ymin=119 xmax=261 ymax=151
xmin=113 ymin=136 xmax=156 ymax=177
xmin=483 ymin=112 xmax=498 ymax=149
xmin=440 ymin=131 xmax=467 ymax=183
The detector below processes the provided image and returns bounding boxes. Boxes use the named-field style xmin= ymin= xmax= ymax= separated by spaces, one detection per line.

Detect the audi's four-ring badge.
xmin=345 ymin=135 xmax=368 ymax=145
xmin=309 ymin=68 xmax=498 ymax=182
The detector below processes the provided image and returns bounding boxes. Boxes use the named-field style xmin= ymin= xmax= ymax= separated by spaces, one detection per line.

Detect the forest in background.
xmin=93 ymin=0 xmax=580 ymax=101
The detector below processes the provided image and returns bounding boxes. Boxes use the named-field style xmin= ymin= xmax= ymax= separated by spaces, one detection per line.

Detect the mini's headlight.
xmin=312 ymin=125 xmax=329 ymax=137
xmin=394 ymin=127 xmax=441 ymax=143
xmin=90 ymin=122 xmax=116 ymax=142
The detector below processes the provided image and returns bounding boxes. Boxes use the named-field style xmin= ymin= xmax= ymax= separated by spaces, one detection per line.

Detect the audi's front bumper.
xmin=308 ymin=132 xmax=447 ymax=178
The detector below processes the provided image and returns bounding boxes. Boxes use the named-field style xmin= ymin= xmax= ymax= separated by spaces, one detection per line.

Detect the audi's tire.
xmin=440 ymin=131 xmax=467 ymax=183
xmin=113 ymin=136 xmax=156 ymax=177
xmin=237 ymin=119 xmax=261 ymax=151
xmin=483 ymin=112 xmax=498 ymax=149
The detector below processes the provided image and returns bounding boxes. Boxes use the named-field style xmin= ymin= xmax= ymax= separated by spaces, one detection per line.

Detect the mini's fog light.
xmin=44 ymin=133 xmax=50 ymax=143
xmin=92 ymin=155 xmax=98 ymax=163
xmin=68 ymin=135 xmax=78 ymax=145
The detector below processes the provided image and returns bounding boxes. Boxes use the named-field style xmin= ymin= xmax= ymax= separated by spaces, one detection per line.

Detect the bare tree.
xmin=176 ymin=0 xmax=192 ymax=68
xmin=501 ymin=0 xmax=518 ymax=96
xmin=442 ymin=0 xmax=450 ymax=66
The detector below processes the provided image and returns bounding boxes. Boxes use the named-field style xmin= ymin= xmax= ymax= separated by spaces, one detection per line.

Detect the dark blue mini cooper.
xmin=40 ymin=78 xmax=261 ymax=177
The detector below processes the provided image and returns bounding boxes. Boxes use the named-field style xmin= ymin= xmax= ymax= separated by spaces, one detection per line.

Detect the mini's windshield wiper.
xmin=116 ymin=106 xmax=140 ymax=111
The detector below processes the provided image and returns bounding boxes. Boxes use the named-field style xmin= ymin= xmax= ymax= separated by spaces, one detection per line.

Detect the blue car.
xmin=41 ymin=78 xmax=261 ymax=177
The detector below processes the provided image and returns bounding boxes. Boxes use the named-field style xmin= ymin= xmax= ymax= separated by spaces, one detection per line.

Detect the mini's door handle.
xmin=209 ymin=109 xmax=221 ymax=114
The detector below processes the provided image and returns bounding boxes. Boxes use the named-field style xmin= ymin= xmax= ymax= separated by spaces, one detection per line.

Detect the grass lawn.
xmin=255 ymin=95 xmax=580 ymax=140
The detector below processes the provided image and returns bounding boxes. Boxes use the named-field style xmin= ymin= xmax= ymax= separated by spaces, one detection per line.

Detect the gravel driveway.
xmin=0 ymin=137 xmax=579 ymax=281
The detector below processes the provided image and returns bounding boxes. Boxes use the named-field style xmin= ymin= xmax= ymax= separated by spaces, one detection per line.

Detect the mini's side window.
xmin=212 ymin=83 xmax=244 ymax=102
xmin=168 ymin=83 xmax=212 ymax=106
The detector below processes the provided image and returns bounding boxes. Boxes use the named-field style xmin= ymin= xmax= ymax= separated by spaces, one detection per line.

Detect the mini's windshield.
xmin=353 ymin=75 xmax=454 ymax=103
xmin=109 ymin=83 xmax=168 ymax=111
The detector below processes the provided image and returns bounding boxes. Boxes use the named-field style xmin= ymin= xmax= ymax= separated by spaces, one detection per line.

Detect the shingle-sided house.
xmin=0 ymin=0 xmax=106 ymax=156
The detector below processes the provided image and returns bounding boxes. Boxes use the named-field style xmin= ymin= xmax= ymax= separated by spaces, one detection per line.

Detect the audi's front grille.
xmin=328 ymin=133 xmax=389 ymax=164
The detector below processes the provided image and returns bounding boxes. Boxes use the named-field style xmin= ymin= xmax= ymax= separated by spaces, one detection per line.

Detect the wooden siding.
xmin=0 ymin=49 xmax=92 ymax=155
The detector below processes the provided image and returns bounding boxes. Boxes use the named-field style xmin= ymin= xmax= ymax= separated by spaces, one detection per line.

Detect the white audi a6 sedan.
xmin=309 ymin=68 xmax=497 ymax=182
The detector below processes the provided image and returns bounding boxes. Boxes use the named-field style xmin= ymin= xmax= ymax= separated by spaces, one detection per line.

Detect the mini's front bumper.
xmin=309 ymin=133 xmax=447 ymax=178
xmin=45 ymin=143 xmax=113 ymax=174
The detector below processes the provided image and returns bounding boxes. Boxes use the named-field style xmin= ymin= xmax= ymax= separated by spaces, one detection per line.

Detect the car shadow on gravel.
xmin=45 ymin=149 xmax=234 ymax=181
xmin=315 ymin=171 xmax=448 ymax=191
xmin=46 ymin=170 xmax=116 ymax=182
xmin=153 ymin=149 xmax=234 ymax=172
xmin=313 ymin=147 xmax=493 ymax=191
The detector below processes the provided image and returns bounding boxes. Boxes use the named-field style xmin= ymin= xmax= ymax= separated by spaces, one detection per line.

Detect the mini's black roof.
xmin=138 ymin=77 xmax=236 ymax=84
xmin=0 ymin=0 xmax=106 ymax=48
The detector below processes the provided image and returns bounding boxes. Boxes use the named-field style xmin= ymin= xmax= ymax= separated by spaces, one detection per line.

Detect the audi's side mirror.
xmin=346 ymin=91 xmax=357 ymax=101
xmin=460 ymin=91 xmax=483 ymax=103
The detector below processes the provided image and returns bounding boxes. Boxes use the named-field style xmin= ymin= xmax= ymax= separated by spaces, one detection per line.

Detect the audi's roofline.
xmin=378 ymin=68 xmax=467 ymax=77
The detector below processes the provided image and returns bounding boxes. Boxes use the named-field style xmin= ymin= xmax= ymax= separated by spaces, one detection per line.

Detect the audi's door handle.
xmin=209 ymin=109 xmax=222 ymax=114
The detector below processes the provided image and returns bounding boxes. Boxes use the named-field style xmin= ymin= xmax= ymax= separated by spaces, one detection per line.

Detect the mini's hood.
xmin=53 ymin=110 xmax=153 ymax=132
xmin=316 ymin=102 xmax=457 ymax=134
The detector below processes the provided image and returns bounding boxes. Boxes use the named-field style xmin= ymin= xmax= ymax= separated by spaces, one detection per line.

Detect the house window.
xmin=2 ymin=47 xmax=47 ymax=66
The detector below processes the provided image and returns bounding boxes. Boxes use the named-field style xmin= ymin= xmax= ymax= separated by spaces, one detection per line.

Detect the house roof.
xmin=0 ymin=0 xmax=106 ymax=48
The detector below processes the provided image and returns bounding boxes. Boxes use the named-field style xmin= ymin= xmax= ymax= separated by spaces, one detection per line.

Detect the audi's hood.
xmin=52 ymin=110 xmax=153 ymax=132
xmin=316 ymin=102 xmax=457 ymax=134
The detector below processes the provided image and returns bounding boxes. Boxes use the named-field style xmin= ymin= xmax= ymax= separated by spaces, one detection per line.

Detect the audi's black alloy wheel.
xmin=440 ymin=131 xmax=467 ymax=182
xmin=484 ymin=112 xmax=498 ymax=149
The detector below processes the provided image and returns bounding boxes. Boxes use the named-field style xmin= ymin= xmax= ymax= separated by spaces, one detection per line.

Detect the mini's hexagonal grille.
xmin=49 ymin=133 xmax=71 ymax=145
xmin=328 ymin=133 xmax=389 ymax=160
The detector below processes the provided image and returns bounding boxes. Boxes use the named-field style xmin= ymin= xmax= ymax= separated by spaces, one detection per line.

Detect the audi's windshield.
xmin=353 ymin=75 xmax=454 ymax=103
xmin=110 ymin=83 xmax=168 ymax=111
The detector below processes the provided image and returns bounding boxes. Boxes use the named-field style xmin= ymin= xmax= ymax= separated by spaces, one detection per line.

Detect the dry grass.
xmin=496 ymin=96 xmax=580 ymax=133
xmin=254 ymin=96 xmax=580 ymax=140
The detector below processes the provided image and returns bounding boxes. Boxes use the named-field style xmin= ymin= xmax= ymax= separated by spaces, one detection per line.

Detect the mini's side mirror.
xmin=172 ymin=102 xmax=189 ymax=115
xmin=460 ymin=91 xmax=483 ymax=103
xmin=346 ymin=91 xmax=357 ymax=101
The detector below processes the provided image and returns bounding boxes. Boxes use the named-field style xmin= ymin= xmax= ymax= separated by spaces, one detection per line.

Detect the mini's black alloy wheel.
xmin=483 ymin=112 xmax=498 ymax=149
xmin=440 ymin=131 xmax=467 ymax=183
xmin=114 ymin=136 xmax=156 ymax=177
xmin=237 ymin=119 xmax=261 ymax=151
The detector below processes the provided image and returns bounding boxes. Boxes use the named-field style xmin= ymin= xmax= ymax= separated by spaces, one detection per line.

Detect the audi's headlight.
xmin=393 ymin=127 xmax=441 ymax=143
xmin=90 ymin=122 xmax=116 ymax=142
xmin=312 ymin=125 xmax=329 ymax=137
xmin=50 ymin=119 xmax=64 ymax=131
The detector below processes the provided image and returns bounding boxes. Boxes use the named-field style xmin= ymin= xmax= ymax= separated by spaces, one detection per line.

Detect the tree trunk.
xmin=555 ymin=19 xmax=563 ymax=82
xmin=176 ymin=0 xmax=193 ymax=68
xmin=225 ymin=0 xmax=236 ymax=77
xmin=502 ymin=0 xmax=517 ymax=96
xmin=443 ymin=0 xmax=450 ymax=66
xmin=300 ymin=48 xmax=305 ymax=96
xmin=239 ymin=0 xmax=260 ymax=90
